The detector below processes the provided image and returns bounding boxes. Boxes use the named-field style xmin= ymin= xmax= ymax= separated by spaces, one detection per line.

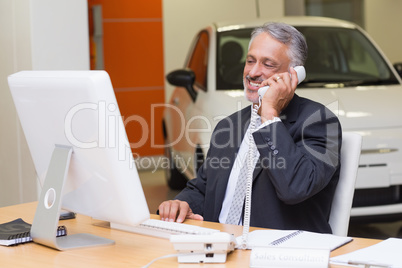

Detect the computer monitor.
xmin=8 ymin=70 xmax=150 ymax=250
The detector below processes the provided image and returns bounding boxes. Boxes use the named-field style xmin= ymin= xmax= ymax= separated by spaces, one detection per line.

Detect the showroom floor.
xmin=139 ymin=169 xmax=402 ymax=240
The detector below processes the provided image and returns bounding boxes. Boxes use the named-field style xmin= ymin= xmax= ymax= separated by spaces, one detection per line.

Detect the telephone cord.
xmin=239 ymin=103 xmax=260 ymax=249
xmin=141 ymin=253 xmax=183 ymax=268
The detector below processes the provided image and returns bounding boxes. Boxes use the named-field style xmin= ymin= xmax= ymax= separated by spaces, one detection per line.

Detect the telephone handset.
xmin=238 ymin=66 xmax=306 ymax=250
xmin=257 ymin=66 xmax=306 ymax=101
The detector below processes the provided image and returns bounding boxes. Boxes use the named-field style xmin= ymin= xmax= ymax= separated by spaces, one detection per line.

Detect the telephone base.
xmin=170 ymin=232 xmax=235 ymax=263
xmin=177 ymin=252 xmax=229 ymax=263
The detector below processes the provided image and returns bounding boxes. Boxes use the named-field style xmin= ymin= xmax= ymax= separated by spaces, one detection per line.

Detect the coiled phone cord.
xmin=239 ymin=102 xmax=260 ymax=249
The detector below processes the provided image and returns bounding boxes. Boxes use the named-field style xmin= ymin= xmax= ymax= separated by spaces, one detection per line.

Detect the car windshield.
xmin=216 ymin=26 xmax=399 ymax=90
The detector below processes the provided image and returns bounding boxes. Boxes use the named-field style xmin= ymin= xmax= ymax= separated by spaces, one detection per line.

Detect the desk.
xmin=0 ymin=202 xmax=381 ymax=267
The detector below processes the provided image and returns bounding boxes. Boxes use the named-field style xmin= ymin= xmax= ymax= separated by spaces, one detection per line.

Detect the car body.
xmin=162 ymin=16 xmax=402 ymax=221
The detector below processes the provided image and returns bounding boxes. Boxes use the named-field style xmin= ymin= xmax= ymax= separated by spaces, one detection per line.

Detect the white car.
xmin=162 ymin=16 xmax=402 ymax=221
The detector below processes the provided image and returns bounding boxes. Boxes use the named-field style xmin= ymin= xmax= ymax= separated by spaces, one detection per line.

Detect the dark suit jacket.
xmin=175 ymin=94 xmax=342 ymax=233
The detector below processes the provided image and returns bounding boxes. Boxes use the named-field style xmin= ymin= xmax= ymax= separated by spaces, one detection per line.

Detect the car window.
xmin=216 ymin=26 xmax=399 ymax=90
xmin=298 ymin=26 xmax=399 ymax=87
xmin=187 ymin=31 xmax=209 ymax=91
xmin=216 ymin=29 xmax=250 ymax=90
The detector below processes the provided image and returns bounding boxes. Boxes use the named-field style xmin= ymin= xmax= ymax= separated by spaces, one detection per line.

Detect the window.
xmin=187 ymin=31 xmax=209 ymax=91
xmin=216 ymin=29 xmax=251 ymax=90
xmin=305 ymin=0 xmax=364 ymax=28
xmin=215 ymin=26 xmax=398 ymax=90
xmin=297 ymin=26 xmax=398 ymax=86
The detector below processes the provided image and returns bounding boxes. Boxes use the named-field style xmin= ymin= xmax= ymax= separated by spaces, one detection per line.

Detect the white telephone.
xmin=238 ymin=65 xmax=306 ymax=250
xmin=257 ymin=66 xmax=306 ymax=101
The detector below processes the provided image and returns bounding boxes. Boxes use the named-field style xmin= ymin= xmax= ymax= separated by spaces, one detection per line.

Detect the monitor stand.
xmin=30 ymin=145 xmax=115 ymax=250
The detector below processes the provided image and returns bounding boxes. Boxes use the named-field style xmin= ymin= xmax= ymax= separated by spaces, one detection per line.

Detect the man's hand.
xmin=258 ymin=67 xmax=299 ymax=121
xmin=158 ymin=200 xmax=203 ymax=223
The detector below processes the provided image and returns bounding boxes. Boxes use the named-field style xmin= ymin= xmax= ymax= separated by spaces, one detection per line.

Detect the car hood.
xmin=198 ymin=85 xmax=402 ymax=131
xmin=297 ymin=85 xmax=402 ymax=131
xmin=196 ymin=90 xmax=250 ymax=125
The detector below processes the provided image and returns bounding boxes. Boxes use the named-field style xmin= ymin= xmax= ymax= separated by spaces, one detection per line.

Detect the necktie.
xmin=225 ymin=154 xmax=250 ymax=225
xmin=226 ymin=112 xmax=260 ymax=225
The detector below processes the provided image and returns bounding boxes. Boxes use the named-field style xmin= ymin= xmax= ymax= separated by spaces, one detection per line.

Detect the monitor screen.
xmin=8 ymin=70 xmax=150 ymax=250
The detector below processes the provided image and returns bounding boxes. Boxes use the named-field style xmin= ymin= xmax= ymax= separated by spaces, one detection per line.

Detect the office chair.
xmin=329 ymin=132 xmax=362 ymax=237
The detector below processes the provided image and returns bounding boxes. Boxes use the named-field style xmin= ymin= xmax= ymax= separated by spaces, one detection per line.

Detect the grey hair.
xmin=249 ymin=22 xmax=308 ymax=67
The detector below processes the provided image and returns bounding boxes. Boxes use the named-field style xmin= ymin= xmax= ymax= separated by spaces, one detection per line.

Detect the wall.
xmin=0 ymin=0 xmax=35 ymax=207
xmin=88 ymin=0 xmax=165 ymax=157
xmin=0 ymin=0 xmax=89 ymax=207
xmin=365 ymin=0 xmax=402 ymax=63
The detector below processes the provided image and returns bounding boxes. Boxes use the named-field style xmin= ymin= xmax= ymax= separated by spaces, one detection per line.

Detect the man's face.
xmin=243 ymin=32 xmax=291 ymax=103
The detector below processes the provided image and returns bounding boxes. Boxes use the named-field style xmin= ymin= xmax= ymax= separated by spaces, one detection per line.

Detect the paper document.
xmin=330 ymin=238 xmax=402 ymax=268
xmin=237 ymin=229 xmax=352 ymax=251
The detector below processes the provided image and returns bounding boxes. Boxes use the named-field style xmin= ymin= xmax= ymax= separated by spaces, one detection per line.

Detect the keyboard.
xmin=110 ymin=219 xmax=220 ymax=239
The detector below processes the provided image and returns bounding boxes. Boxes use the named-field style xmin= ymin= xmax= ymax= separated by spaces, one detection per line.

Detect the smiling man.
xmin=158 ymin=22 xmax=342 ymax=233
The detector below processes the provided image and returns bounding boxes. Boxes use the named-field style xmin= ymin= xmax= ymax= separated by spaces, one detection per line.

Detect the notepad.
xmin=0 ymin=218 xmax=67 ymax=246
xmin=237 ymin=229 xmax=353 ymax=251
xmin=330 ymin=238 xmax=402 ymax=268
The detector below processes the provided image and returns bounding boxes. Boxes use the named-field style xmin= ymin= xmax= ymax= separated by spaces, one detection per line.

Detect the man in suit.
xmin=158 ymin=22 xmax=341 ymax=233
